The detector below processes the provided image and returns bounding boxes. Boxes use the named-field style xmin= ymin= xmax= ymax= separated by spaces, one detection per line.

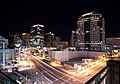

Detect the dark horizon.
xmin=0 ymin=1 xmax=120 ymax=42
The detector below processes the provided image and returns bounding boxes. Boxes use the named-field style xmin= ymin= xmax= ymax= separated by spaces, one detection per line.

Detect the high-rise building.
xmin=8 ymin=33 xmax=22 ymax=49
xmin=59 ymin=41 xmax=69 ymax=50
xmin=22 ymin=33 xmax=30 ymax=48
xmin=8 ymin=35 xmax=15 ymax=49
xmin=54 ymin=36 xmax=61 ymax=48
xmin=30 ymin=24 xmax=44 ymax=49
xmin=44 ymin=32 xmax=55 ymax=47
xmin=14 ymin=33 xmax=22 ymax=45
xmin=70 ymin=31 xmax=76 ymax=47
xmin=76 ymin=12 xmax=105 ymax=51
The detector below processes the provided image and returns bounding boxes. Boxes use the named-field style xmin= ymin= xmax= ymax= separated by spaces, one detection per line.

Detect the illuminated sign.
xmin=32 ymin=24 xmax=44 ymax=27
xmin=82 ymin=12 xmax=93 ymax=17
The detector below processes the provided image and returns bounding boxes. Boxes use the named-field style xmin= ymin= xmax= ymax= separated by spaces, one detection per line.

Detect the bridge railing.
xmin=85 ymin=66 xmax=108 ymax=84
xmin=0 ymin=70 xmax=19 ymax=84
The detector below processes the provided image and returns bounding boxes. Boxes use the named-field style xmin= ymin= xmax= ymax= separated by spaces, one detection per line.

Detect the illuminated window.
xmin=6 ymin=54 xmax=12 ymax=60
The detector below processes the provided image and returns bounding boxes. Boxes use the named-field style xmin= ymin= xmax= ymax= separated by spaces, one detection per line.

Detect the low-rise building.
xmin=48 ymin=51 xmax=105 ymax=62
xmin=0 ymin=36 xmax=14 ymax=66
xmin=106 ymin=37 xmax=120 ymax=46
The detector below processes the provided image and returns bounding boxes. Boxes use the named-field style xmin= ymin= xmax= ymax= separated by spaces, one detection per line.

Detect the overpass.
xmin=86 ymin=60 xmax=120 ymax=84
xmin=0 ymin=70 xmax=19 ymax=84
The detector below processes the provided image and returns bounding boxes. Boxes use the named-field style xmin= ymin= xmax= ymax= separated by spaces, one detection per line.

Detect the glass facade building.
xmin=30 ymin=24 xmax=44 ymax=49
xmin=44 ymin=32 xmax=55 ymax=47
xmin=76 ymin=12 xmax=105 ymax=51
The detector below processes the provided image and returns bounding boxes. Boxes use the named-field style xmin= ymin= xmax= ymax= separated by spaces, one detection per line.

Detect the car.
xmin=21 ymin=51 xmax=24 ymax=54
xmin=12 ymin=67 xmax=18 ymax=71
xmin=33 ymin=53 xmax=39 ymax=56
xmin=45 ymin=56 xmax=50 ymax=60
xmin=84 ymin=73 xmax=90 ymax=76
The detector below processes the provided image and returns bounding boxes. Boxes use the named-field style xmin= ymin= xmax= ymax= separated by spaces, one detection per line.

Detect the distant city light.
xmin=22 ymin=33 xmax=26 ymax=35
xmin=15 ymin=44 xmax=21 ymax=47
xmin=72 ymin=31 xmax=75 ymax=33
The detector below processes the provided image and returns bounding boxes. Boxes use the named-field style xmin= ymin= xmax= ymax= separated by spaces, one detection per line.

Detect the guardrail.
xmin=85 ymin=66 xmax=108 ymax=84
xmin=0 ymin=70 xmax=19 ymax=84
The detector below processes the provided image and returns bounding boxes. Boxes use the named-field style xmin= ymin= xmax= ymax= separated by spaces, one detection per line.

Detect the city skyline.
xmin=0 ymin=1 xmax=120 ymax=42
xmin=0 ymin=1 xmax=120 ymax=83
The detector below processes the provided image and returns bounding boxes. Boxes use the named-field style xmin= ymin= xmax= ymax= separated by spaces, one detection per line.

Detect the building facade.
xmin=0 ymin=36 xmax=8 ymax=49
xmin=58 ymin=41 xmax=69 ymax=50
xmin=22 ymin=33 xmax=30 ymax=48
xmin=70 ymin=31 xmax=76 ymax=47
xmin=0 ymin=36 xmax=14 ymax=66
xmin=76 ymin=12 xmax=105 ymax=51
xmin=48 ymin=51 xmax=105 ymax=62
xmin=30 ymin=24 xmax=44 ymax=49
xmin=14 ymin=33 xmax=22 ymax=46
xmin=8 ymin=33 xmax=22 ymax=49
xmin=105 ymin=37 xmax=120 ymax=57
xmin=54 ymin=36 xmax=61 ymax=49
xmin=106 ymin=37 xmax=120 ymax=46
xmin=8 ymin=35 xmax=15 ymax=49
xmin=44 ymin=32 xmax=55 ymax=47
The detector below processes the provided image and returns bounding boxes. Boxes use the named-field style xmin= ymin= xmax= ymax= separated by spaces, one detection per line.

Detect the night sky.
xmin=0 ymin=1 xmax=120 ymax=43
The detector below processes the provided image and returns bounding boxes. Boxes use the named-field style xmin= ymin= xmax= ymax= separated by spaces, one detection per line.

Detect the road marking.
xmin=61 ymin=76 xmax=76 ymax=84
xmin=32 ymin=56 xmax=84 ymax=83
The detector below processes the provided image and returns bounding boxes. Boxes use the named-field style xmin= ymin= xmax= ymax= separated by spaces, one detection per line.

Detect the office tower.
xmin=22 ymin=33 xmax=30 ymax=48
xmin=54 ymin=36 xmax=61 ymax=48
xmin=14 ymin=33 xmax=22 ymax=45
xmin=44 ymin=32 xmax=55 ymax=47
xmin=76 ymin=12 xmax=105 ymax=51
xmin=8 ymin=33 xmax=21 ymax=49
xmin=70 ymin=31 xmax=76 ymax=47
xmin=59 ymin=41 xmax=69 ymax=50
xmin=30 ymin=24 xmax=44 ymax=49
xmin=8 ymin=35 xmax=15 ymax=49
